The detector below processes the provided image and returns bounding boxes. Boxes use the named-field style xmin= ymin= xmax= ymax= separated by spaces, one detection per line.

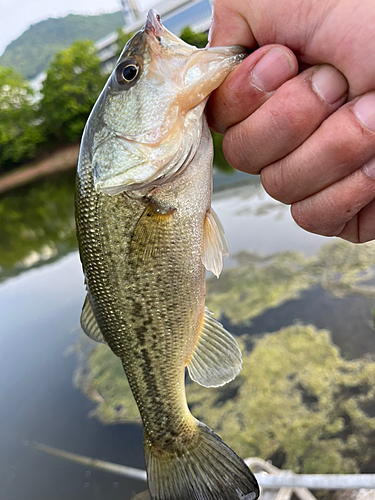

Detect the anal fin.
xmin=202 ymin=208 xmax=229 ymax=278
xmin=187 ymin=307 xmax=242 ymax=387
xmin=80 ymin=294 xmax=106 ymax=343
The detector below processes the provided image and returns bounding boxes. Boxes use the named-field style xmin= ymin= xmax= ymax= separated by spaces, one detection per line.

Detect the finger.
xmin=290 ymin=165 xmax=375 ymax=240
xmin=338 ymin=196 xmax=375 ymax=243
xmin=222 ymin=64 xmax=348 ymax=174
xmin=209 ymin=0 xmax=257 ymax=48
xmin=261 ymin=93 xmax=375 ymax=204
xmin=207 ymin=45 xmax=298 ymax=134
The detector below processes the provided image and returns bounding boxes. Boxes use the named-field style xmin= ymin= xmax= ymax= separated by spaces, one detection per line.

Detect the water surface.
xmin=1 ymin=167 xmax=374 ymax=499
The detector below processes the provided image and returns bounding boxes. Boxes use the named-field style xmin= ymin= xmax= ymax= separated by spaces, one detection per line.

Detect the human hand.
xmin=207 ymin=0 xmax=375 ymax=243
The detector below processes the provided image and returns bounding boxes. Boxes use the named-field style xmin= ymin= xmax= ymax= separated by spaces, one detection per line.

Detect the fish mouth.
xmin=145 ymin=9 xmax=164 ymax=38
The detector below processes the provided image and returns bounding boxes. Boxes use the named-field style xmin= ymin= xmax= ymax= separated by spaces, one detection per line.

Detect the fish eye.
xmin=122 ymin=64 xmax=138 ymax=82
xmin=115 ymin=59 xmax=141 ymax=86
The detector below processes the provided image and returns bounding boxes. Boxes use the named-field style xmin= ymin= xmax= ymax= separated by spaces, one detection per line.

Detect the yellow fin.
xmin=187 ymin=307 xmax=242 ymax=387
xmin=131 ymin=201 xmax=175 ymax=265
xmin=130 ymin=492 xmax=150 ymax=500
xmin=145 ymin=421 xmax=259 ymax=500
xmin=202 ymin=208 xmax=229 ymax=278
xmin=80 ymin=294 xmax=106 ymax=343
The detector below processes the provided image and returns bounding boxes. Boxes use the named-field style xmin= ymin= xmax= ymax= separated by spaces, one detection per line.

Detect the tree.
xmin=40 ymin=40 xmax=106 ymax=144
xmin=115 ymin=28 xmax=135 ymax=60
xmin=0 ymin=67 xmax=42 ymax=172
xmin=180 ymin=27 xmax=208 ymax=48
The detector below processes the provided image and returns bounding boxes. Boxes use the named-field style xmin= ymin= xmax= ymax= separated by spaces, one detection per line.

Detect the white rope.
xmin=34 ymin=443 xmax=375 ymax=491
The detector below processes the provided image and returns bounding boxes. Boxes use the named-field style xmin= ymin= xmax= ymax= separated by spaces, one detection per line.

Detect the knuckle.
xmin=290 ymin=203 xmax=314 ymax=232
xmin=261 ymin=163 xmax=294 ymax=204
xmin=291 ymin=201 xmax=337 ymax=236
xmin=337 ymin=105 xmax=375 ymax=160
xmin=270 ymin=79 xmax=315 ymax=132
xmin=222 ymin=126 xmax=251 ymax=172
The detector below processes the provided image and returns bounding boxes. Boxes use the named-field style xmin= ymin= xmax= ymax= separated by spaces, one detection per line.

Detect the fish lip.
xmin=145 ymin=9 xmax=164 ymax=38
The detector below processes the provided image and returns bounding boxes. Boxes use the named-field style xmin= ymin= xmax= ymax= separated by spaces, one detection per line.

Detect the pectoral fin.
xmin=131 ymin=201 xmax=175 ymax=265
xmin=80 ymin=294 xmax=106 ymax=343
xmin=130 ymin=492 xmax=150 ymax=500
xmin=187 ymin=308 xmax=242 ymax=387
xmin=202 ymin=208 xmax=229 ymax=278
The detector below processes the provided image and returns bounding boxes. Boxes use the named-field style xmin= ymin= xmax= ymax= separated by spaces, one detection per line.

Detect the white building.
xmin=31 ymin=0 xmax=213 ymax=95
xmin=97 ymin=0 xmax=213 ymax=73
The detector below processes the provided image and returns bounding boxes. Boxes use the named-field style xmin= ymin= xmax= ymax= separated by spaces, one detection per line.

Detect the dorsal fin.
xmin=202 ymin=208 xmax=229 ymax=278
xmin=187 ymin=308 xmax=242 ymax=387
xmin=80 ymin=294 xmax=106 ymax=343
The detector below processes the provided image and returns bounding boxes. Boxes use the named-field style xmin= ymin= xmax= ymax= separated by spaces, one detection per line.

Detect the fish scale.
xmin=78 ymin=129 xmax=209 ymax=446
xmin=76 ymin=9 xmax=259 ymax=500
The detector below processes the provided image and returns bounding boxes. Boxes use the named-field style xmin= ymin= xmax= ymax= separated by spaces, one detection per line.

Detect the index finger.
xmin=207 ymin=45 xmax=298 ymax=133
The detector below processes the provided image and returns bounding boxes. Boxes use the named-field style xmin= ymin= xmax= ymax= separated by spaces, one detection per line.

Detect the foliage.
xmin=115 ymin=28 xmax=135 ymax=60
xmin=0 ymin=67 xmax=43 ymax=172
xmin=75 ymin=324 xmax=375 ymax=474
xmin=180 ymin=27 xmax=208 ymax=48
xmin=39 ymin=40 xmax=105 ymax=144
xmin=206 ymin=239 xmax=375 ymax=325
xmin=212 ymin=132 xmax=234 ymax=173
xmin=0 ymin=169 xmax=77 ymax=282
xmin=0 ymin=12 xmax=124 ymax=80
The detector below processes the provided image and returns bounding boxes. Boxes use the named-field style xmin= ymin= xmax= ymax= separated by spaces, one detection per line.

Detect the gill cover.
xmin=90 ymin=9 xmax=245 ymax=194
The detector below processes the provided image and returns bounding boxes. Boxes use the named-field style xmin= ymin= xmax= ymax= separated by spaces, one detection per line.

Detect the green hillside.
xmin=0 ymin=11 xmax=124 ymax=80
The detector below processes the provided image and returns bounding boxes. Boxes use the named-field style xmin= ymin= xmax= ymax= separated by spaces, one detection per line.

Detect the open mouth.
xmin=145 ymin=9 xmax=164 ymax=39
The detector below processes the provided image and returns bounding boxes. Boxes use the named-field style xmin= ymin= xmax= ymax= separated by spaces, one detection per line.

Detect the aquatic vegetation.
xmin=72 ymin=237 xmax=375 ymax=474
xmin=206 ymin=250 xmax=311 ymax=324
xmin=206 ymin=239 xmax=375 ymax=325
xmin=75 ymin=338 xmax=141 ymax=424
xmin=188 ymin=324 xmax=375 ymax=474
xmin=76 ymin=324 xmax=375 ymax=474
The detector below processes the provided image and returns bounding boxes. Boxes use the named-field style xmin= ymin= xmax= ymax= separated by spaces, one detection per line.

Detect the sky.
xmin=0 ymin=0 xmax=155 ymax=56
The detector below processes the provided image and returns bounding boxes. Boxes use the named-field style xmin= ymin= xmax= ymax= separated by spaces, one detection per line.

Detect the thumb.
xmin=209 ymin=0 xmax=257 ymax=48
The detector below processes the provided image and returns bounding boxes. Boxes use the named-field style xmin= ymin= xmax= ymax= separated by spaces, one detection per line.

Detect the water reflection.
xmin=0 ymin=169 xmax=77 ymax=283
xmin=1 ymin=166 xmax=375 ymax=499
xmin=74 ymin=239 xmax=375 ymax=479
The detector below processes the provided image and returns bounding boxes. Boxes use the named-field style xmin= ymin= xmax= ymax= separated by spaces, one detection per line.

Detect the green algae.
xmin=206 ymin=239 xmax=375 ymax=325
xmin=187 ymin=325 xmax=375 ymax=474
xmin=73 ymin=238 xmax=375 ymax=473
xmin=75 ymin=324 xmax=375 ymax=474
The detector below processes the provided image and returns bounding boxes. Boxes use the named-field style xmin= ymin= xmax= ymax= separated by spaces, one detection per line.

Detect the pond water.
xmin=1 ymin=166 xmax=375 ymax=500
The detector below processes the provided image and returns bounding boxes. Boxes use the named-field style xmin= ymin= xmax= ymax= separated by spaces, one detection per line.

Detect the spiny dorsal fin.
xmin=80 ymin=294 xmax=106 ymax=343
xmin=202 ymin=208 xmax=229 ymax=278
xmin=187 ymin=307 xmax=242 ymax=387
xmin=131 ymin=200 xmax=175 ymax=265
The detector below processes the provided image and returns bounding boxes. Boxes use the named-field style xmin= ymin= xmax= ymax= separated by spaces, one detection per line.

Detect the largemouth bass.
xmin=75 ymin=9 xmax=259 ymax=500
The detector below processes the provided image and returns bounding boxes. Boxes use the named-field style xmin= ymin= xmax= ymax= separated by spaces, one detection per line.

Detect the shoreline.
xmin=0 ymin=143 xmax=80 ymax=194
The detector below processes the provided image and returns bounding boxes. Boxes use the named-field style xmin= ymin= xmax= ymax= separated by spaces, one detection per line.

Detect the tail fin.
xmin=145 ymin=421 xmax=259 ymax=500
